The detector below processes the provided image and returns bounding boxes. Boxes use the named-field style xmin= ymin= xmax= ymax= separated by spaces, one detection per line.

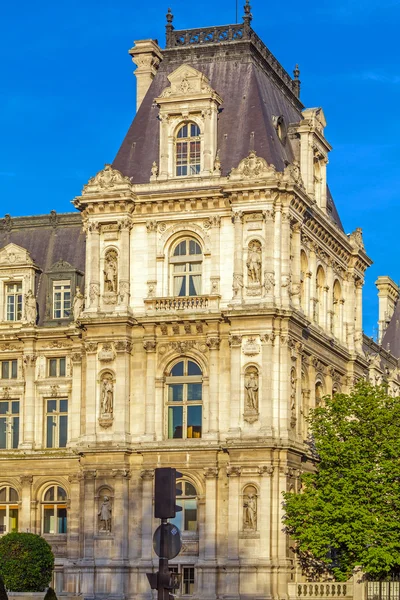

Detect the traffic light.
xmin=154 ymin=467 xmax=183 ymax=519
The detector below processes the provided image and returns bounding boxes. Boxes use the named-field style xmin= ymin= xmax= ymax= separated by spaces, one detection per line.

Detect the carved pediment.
xmin=48 ymin=259 xmax=75 ymax=273
xmin=158 ymin=65 xmax=221 ymax=101
xmin=228 ymin=151 xmax=280 ymax=182
xmin=0 ymin=243 xmax=34 ymax=267
xmin=82 ymin=164 xmax=132 ymax=196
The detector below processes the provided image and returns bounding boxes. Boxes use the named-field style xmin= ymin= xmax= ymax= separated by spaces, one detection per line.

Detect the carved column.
xmin=263 ymin=208 xmax=275 ymax=302
xmin=84 ymin=342 xmax=98 ymax=439
xmin=20 ymin=354 xmax=37 ymax=449
xmin=204 ymin=467 xmax=218 ymax=561
xmin=280 ymin=208 xmax=291 ymax=308
xmin=86 ymin=221 xmax=100 ymax=312
xmin=67 ymin=473 xmax=81 ymax=559
xmin=146 ymin=221 xmax=157 ymax=300
xmin=70 ymin=351 xmax=83 ymax=445
xmin=111 ymin=469 xmax=130 ymax=596
xmin=82 ymin=470 xmax=97 ymax=560
xmin=226 ymin=466 xmax=241 ymax=597
xmin=19 ymin=475 xmax=33 ymax=532
xmin=309 ymin=244 xmax=317 ymax=322
xmin=326 ymin=260 xmax=334 ymax=334
xmin=114 ymin=341 xmax=132 ymax=442
xmin=232 ymin=211 xmax=243 ymax=301
xmin=259 ymin=466 xmax=274 ymax=561
xmin=206 ymin=336 xmax=220 ymax=436
xmin=344 ymin=272 xmax=355 ymax=351
xmin=229 ymin=335 xmax=242 ymax=433
xmin=355 ymin=280 xmax=363 ymax=351
xmin=261 ymin=334 xmax=273 ymax=436
xmin=117 ymin=219 xmax=132 ymax=311
xmin=291 ymin=222 xmax=301 ymax=308
xmin=143 ymin=339 xmax=157 ymax=441
xmin=210 ymin=216 xmax=221 ymax=296
xmin=140 ymin=470 xmax=154 ymax=561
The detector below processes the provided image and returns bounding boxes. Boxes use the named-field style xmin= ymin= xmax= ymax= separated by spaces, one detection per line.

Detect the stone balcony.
xmin=288 ymin=582 xmax=355 ymax=600
xmin=144 ymin=294 xmax=220 ymax=314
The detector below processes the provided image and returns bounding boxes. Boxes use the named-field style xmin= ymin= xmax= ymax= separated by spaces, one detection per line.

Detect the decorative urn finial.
xmin=166 ymin=7 xmax=174 ymax=47
xmin=243 ymin=0 xmax=252 ymax=36
xmin=293 ymin=64 xmax=301 ymax=98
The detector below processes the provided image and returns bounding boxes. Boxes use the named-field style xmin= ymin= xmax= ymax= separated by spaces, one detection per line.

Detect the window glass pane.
xmin=60 ymin=399 xmax=68 ymax=413
xmin=171 ymin=362 xmax=184 ymax=377
xmin=57 ymin=487 xmax=67 ymax=501
xmin=187 ymin=406 xmax=202 ymax=438
xmin=12 ymin=417 xmax=19 ymax=449
xmin=187 ymin=361 xmax=201 ymax=376
xmin=57 ymin=507 xmax=67 ymax=533
xmin=47 ymin=400 xmax=57 ymax=412
xmin=59 ymin=358 xmax=66 ymax=377
xmin=191 ymin=123 xmax=200 ymax=136
xmin=0 ymin=488 xmax=6 ymax=502
xmin=46 ymin=416 xmax=54 ymax=448
xmin=185 ymin=482 xmax=196 ymax=496
xmin=11 ymin=361 xmax=17 ymax=378
xmin=174 ymin=241 xmax=187 ymax=256
xmin=178 ymin=124 xmax=188 ymax=138
xmin=0 ymin=419 xmax=6 ymax=449
xmin=59 ymin=415 xmax=68 ymax=448
xmin=184 ymin=504 xmax=198 ymax=531
xmin=168 ymin=406 xmax=183 ymax=439
xmin=183 ymin=567 xmax=195 ymax=595
xmin=1 ymin=362 xmax=9 ymax=379
xmin=43 ymin=508 xmax=55 ymax=534
xmin=9 ymin=488 xmax=18 ymax=502
xmin=189 ymin=240 xmax=201 ymax=255
xmin=170 ymin=510 xmax=183 ymax=531
xmin=44 ymin=487 xmax=55 ymax=502
xmin=49 ymin=360 xmax=57 ymax=377
xmin=187 ymin=384 xmax=202 ymax=401
xmin=189 ymin=275 xmax=201 ymax=296
xmin=0 ymin=509 xmax=6 ymax=534
xmin=0 ymin=402 xmax=8 ymax=415
xmin=9 ymin=508 xmax=18 ymax=532
xmin=11 ymin=401 xmax=19 ymax=415
xmin=168 ymin=384 xmax=183 ymax=403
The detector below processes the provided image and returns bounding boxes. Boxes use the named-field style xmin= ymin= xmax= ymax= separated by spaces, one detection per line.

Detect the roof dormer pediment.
xmin=157 ymin=65 xmax=222 ymax=103
xmin=0 ymin=243 xmax=35 ymax=267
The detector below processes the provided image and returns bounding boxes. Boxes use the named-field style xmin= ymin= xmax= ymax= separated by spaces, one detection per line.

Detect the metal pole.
xmin=158 ymin=519 xmax=169 ymax=600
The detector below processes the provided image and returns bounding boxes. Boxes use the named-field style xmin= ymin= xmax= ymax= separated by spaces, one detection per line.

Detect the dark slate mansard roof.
xmin=113 ymin=21 xmax=344 ymax=231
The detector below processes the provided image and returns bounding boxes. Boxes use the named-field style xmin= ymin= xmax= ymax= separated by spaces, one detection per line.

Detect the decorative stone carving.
xmin=0 ymin=243 xmax=34 ymax=266
xmin=72 ymin=287 xmax=84 ymax=321
xmin=101 ymin=373 xmax=114 ymax=416
xmin=264 ymin=271 xmax=275 ymax=296
xmin=243 ymin=485 xmax=257 ymax=531
xmin=244 ymin=366 xmax=259 ymax=421
xmin=348 ymin=227 xmax=365 ymax=251
xmin=150 ymin=162 xmax=158 ymax=181
xmin=85 ymin=342 xmax=98 ymax=354
xmin=290 ymin=367 xmax=297 ymax=429
xmin=23 ymin=355 xmax=37 ymax=368
xmin=82 ymin=164 xmax=132 ymax=195
xmin=89 ymin=283 xmax=100 ymax=306
xmin=104 ymin=249 xmax=118 ymax=294
xmin=204 ymin=467 xmax=219 ymax=478
xmin=158 ymin=65 xmax=221 ymax=101
xmin=246 ymin=241 xmax=262 ymax=284
xmin=99 ymin=343 xmax=115 ymax=363
xmin=229 ymin=151 xmax=279 ymax=181
xmin=115 ymin=340 xmax=132 ymax=354
xmin=213 ymin=150 xmax=221 ymax=175
xmin=282 ymin=160 xmax=304 ymax=187
xmin=143 ymin=340 xmax=157 ymax=353
xmin=243 ymin=337 xmax=260 ymax=356
xmin=147 ymin=281 xmax=156 ymax=298
xmin=210 ymin=276 xmax=220 ymax=295
xmin=229 ymin=335 xmax=242 ymax=348
xmin=2 ymin=387 xmax=11 ymax=399
xmin=20 ymin=475 xmax=33 ymax=485
xmin=206 ymin=337 xmax=220 ymax=351
xmin=23 ymin=290 xmax=37 ymax=325
xmin=226 ymin=466 xmax=241 ymax=477
xmin=98 ymin=495 xmax=112 ymax=533
xmin=232 ymin=273 xmax=243 ymax=298
xmin=71 ymin=353 xmax=82 ymax=364
xmin=119 ymin=280 xmax=130 ymax=304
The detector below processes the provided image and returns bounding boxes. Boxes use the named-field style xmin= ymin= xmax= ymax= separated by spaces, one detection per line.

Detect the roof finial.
xmin=293 ymin=64 xmax=301 ymax=98
xmin=166 ymin=8 xmax=174 ymax=47
xmin=243 ymin=0 xmax=252 ymax=36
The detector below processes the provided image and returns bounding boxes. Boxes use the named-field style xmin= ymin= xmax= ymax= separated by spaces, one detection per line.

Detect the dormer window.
xmin=6 ymin=283 xmax=23 ymax=322
xmin=176 ymin=123 xmax=201 ymax=177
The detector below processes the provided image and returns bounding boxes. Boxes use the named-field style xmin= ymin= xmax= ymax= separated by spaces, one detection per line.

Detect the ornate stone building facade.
xmin=0 ymin=5 xmax=397 ymax=600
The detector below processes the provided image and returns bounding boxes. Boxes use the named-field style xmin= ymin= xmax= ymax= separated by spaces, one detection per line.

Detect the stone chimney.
xmin=129 ymin=39 xmax=163 ymax=112
xmin=375 ymin=276 xmax=399 ymax=343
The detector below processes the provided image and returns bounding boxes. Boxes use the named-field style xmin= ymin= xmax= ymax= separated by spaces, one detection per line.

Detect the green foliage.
xmin=283 ymin=381 xmax=400 ymax=582
xmin=0 ymin=576 xmax=8 ymax=600
xmin=44 ymin=587 xmax=58 ymax=600
xmin=0 ymin=532 xmax=54 ymax=592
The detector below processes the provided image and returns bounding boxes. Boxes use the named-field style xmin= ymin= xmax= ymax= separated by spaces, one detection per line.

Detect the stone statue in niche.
xmin=101 ymin=375 xmax=114 ymax=415
xmin=244 ymin=367 xmax=259 ymax=412
xmin=98 ymin=495 xmax=112 ymax=532
xmin=246 ymin=241 xmax=262 ymax=284
xmin=72 ymin=286 xmax=84 ymax=321
xmin=104 ymin=250 xmax=118 ymax=293
xmin=243 ymin=486 xmax=257 ymax=530
xmin=24 ymin=290 xmax=37 ymax=325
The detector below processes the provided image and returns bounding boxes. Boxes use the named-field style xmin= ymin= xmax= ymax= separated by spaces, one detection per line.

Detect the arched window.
xmin=170 ymin=238 xmax=202 ymax=297
xmin=0 ymin=486 xmax=18 ymax=534
xmin=316 ymin=266 xmax=325 ymax=325
xmin=333 ymin=280 xmax=341 ymax=337
xmin=171 ymin=480 xmax=198 ymax=533
xmin=166 ymin=359 xmax=202 ymax=439
xmin=315 ymin=381 xmax=323 ymax=407
xmin=42 ymin=485 xmax=67 ymax=534
xmin=300 ymin=251 xmax=308 ymax=313
xmin=176 ymin=123 xmax=201 ymax=176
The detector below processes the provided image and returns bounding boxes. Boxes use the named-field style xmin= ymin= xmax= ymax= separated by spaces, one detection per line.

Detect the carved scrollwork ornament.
xmin=143 ymin=340 xmax=157 ymax=353
xmin=206 ymin=337 xmax=220 ymax=351
xmin=141 ymin=469 xmax=154 ymax=480
xmin=229 ymin=335 xmax=242 ymax=348
xmin=226 ymin=466 xmax=241 ymax=477
xmin=204 ymin=467 xmax=219 ymax=479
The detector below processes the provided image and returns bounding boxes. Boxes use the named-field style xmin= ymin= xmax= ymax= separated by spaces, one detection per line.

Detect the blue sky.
xmin=1 ymin=0 xmax=399 ymax=337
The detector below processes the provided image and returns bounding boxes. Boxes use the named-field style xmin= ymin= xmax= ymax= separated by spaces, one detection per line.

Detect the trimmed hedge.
xmin=0 ymin=533 xmax=54 ymax=592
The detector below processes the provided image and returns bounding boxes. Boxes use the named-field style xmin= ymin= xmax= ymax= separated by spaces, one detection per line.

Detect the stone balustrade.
xmin=289 ymin=583 xmax=354 ymax=600
xmin=144 ymin=295 xmax=220 ymax=313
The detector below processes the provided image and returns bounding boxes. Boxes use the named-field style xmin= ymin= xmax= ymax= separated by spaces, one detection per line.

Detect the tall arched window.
xmin=42 ymin=485 xmax=67 ymax=534
xmin=170 ymin=239 xmax=202 ymax=297
xmin=166 ymin=359 xmax=203 ymax=439
xmin=0 ymin=486 xmax=18 ymax=534
xmin=171 ymin=480 xmax=198 ymax=533
xmin=176 ymin=123 xmax=201 ymax=176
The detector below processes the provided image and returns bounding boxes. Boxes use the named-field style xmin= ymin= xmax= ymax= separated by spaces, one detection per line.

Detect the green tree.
xmin=283 ymin=381 xmax=400 ymax=582
xmin=0 ymin=532 xmax=54 ymax=592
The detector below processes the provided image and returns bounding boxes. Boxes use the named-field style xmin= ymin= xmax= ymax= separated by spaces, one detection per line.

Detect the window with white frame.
xmin=0 ymin=400 xmax=19 ymax=449
xmin=42 ymin=485 xmax=67 ymax=534
xmin=166 ymin=359 xmax=202 ymax=439
xmin=170 ymin=239 xmax=202 ymax=297
xmin=53 ymin=281 xmax=71 ymax=319
xmin=5 ymin=282 xmax=23 ymax=321
xmin=48 ymin=357 xmax=66 ymax=377
xmin=0 ymin=486 xmax=19 ymax=534
xmin=1 ymin=360 xmax=17 ymax=379
xmin=46 ymin=399 xmax=68 ymax=448
xmin=171 ymin=480 xmax=198 ymax=533
xmin=169 ymin=566 xmax=195 ymax=596
xmin=176 ymin=123 xmax=201 ymax=177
